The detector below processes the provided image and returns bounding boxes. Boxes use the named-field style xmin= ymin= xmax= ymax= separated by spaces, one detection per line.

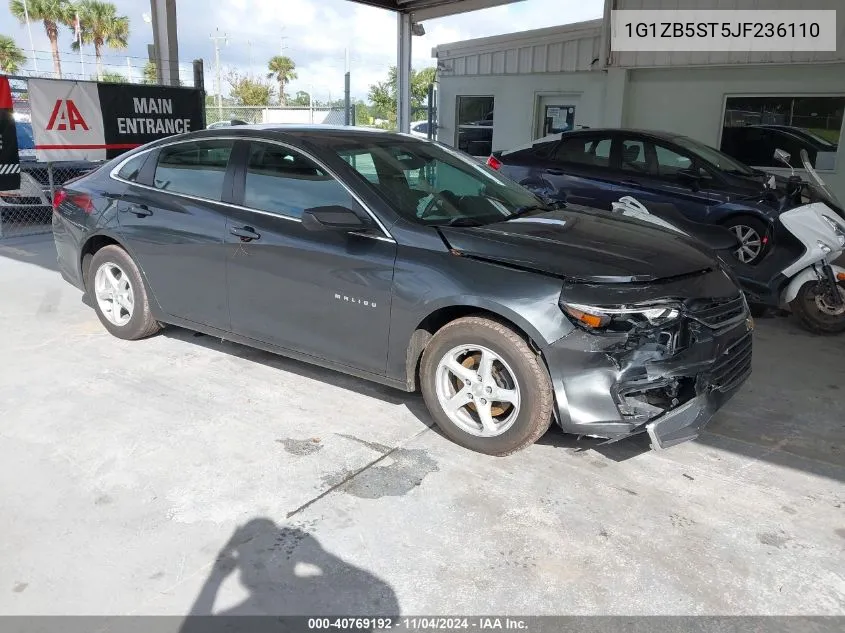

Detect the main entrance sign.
xmin=30 ymin=79 xmax=203 ymax=162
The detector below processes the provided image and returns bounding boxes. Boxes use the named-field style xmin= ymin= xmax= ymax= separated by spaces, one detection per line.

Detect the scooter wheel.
xmin=789 ymin=280 xmax=845 ymax=334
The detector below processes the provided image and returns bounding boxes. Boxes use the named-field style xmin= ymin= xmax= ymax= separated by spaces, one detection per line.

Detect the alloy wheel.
xmin=434 ymin=344 xmax=521 ymax=437
xmin=94 ymin=262 xmax=134 ymax=326
xmin=731 ymin=225 xmax=763 ymax=263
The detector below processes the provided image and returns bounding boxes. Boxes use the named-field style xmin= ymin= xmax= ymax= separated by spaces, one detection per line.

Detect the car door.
xmin=115 ymin=138 xmax=235 ymax=330
xmin=538 ymin=133 xmax=618 ymax=208
xmin=611 ymin=136 xmax=713 ymax=222
xmin=225 ymin=139 xmax=396 ymax=375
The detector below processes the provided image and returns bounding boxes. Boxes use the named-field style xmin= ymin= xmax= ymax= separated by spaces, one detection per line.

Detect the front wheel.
xmin=419 ymin=316 xmax=554 ymax=456
xmin=790 ymin=280 xmax=845 ymax=334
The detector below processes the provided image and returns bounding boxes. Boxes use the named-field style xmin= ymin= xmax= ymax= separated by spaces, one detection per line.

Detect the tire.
xmin=789 ymin=280 xmax=845 ymax=335
xmin=419 ymin=316 xmax=554 ymax=456
xmin=87 ymin=245 xmax=161 ymax=340
xmin=723 ymin=215 xmax=769 ymax=265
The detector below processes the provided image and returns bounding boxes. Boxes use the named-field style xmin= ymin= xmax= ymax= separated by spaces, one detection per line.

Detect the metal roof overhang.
xmin=345 ymin=0 xmax=524 ymax=21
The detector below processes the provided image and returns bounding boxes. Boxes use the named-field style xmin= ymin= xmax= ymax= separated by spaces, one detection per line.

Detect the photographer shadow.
xmin=180 ymin=518 xmax=399 ymax=631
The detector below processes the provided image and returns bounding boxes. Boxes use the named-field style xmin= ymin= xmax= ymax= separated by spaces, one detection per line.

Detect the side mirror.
xmin=301 ymin=205 xmax=372 ymax=232
xmin=676 ymin=168 xmax=701 ymax=189
xmin=773 ymin=148 xmax=792 ymax=167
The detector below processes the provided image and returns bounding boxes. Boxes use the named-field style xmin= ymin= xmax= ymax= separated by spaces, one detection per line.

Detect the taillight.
xmin=52 ymin=189 xmax=67 ymax=212
xmin=53 ymin=189 xmax=94 ymax=214
xmin=70 ymin=193 xmax=95 ymax=214
xmin=486 ymin=155 xmax=502 ymax=170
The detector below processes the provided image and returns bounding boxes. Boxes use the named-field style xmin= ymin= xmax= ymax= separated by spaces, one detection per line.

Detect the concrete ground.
xmin=1 ymin=234 xmax=843 ymax=617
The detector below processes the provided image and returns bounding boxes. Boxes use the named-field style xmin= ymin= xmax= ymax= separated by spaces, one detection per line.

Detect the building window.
xmin=455 ymin=96 xmax=494 ymax=157
xmin=721 ymin=96 xmax=844 ymax=170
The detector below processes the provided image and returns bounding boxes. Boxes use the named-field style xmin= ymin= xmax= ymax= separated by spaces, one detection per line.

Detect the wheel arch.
xmin=403 ymin=303 xmax=546 ymax=392
xmin=79 ymin=231 xmax=165 ymax=317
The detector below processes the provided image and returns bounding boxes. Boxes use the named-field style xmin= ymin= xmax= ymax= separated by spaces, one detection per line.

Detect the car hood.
xmin=437 ymin=208 xmax=717 ymax=283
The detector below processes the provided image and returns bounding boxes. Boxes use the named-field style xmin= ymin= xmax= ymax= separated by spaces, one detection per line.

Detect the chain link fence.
xmin=0 ymin=162 xmax=98 ymax=239
xmin=205 ymin=105 xmax=347 ymax=127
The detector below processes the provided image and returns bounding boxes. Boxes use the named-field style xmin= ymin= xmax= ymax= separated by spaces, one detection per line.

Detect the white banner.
xmin=611 ymin=10 xmax=837 ymax=52
xmin=30 ymin=79 xmax=107 ymax=162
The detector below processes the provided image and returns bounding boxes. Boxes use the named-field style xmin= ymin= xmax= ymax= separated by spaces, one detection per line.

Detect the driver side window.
xmin=654 ymin=144 xmax=693 ymax=177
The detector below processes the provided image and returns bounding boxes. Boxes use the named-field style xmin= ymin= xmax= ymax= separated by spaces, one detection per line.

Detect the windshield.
xmin=672 ymin=135 xmax=755 ymax=176
xmin=15 ymin=121 xmax=35 ymax=150
xmin=801 ymin=149 xmax=842 ymax=208
xmin=333 ymin=138 xmax=545 ymax=226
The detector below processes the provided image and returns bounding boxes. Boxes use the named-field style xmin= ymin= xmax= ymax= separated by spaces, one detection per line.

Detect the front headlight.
xmin=821 ymin=215 xmax=845 ymax=247
xmin=561 ymin=301 xmax=681 ymax=332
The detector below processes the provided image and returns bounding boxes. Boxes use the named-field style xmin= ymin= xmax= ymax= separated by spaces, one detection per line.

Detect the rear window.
xmin=117 ymin=154 xmax=147 ymax=182
xmin=553 ymin=136 xmax=612 ymax=167
xmin=153 ymin=140 xmax=234 ymax=200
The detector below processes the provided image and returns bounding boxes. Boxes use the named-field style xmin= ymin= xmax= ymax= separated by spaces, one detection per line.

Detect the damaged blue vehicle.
xmin=52 ymin=126 xmax=753 ymax=455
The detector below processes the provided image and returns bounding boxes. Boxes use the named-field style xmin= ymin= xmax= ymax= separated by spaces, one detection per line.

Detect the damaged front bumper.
xmin=542 ymin=295 xmax=753 ymax=450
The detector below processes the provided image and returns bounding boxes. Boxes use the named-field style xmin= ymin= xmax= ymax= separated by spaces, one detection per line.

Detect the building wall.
xmin=623 ymin=63 xmax=845 ymax=197
xmin=437 ymin=71 xmax=607 ymax=153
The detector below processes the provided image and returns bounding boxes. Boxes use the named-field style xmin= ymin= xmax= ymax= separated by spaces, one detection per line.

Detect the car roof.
xmin=557 ymin=128 xmax=684 ymax=142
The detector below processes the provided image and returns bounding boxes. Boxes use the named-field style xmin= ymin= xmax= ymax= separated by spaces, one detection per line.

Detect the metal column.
xmin=150 ymin=0 xmax=179 ymax=86
xmin=396 ymin=12 xmax=412 ymax=134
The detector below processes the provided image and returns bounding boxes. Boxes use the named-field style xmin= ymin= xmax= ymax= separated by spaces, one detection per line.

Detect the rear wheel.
xmin=790 ymin=280 xmax=845 ymax=334
xmin=723 ymin=215 xmax=768 ymax=264
xmin=420 ymin=316 xmax=553 ymax=455
xmin=88 ymin=245 xmax=161 ymax=340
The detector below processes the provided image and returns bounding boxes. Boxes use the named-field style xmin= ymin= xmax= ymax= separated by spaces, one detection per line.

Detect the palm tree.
xmin=0 ymin=35 xmax=26 ymax=73
xmin=73 ymin=1 xmax=129 ymax=81
xmin=266 ymin=55 xmax=296 ymax=106
xmin=9 ymin=0 xmax=74 ymax=77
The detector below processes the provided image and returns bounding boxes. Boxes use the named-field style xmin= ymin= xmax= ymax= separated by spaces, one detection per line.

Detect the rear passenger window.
xmin=245 ymin=142 xmax=359 ymax=219
xmin=553 ymin=136 xmax=612 ymax=167
xmin=116 ymin=153 xmax=147 ymax=182
xmin=153 ymin=140 xmax=234 ymax=200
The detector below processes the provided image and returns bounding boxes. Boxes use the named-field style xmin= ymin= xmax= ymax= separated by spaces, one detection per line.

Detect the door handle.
xmin=124 ymin=204 xmax=152 ymax=217
xmin=620 ymin=180 xmax=641 ymax=187
xmin=545 ymin=168 xmax=564 ymax=176
xmin=230 ymin=225 xmax=260 ymax=241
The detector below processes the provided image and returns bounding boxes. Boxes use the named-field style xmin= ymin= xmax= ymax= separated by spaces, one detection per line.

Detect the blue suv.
xmin=487 ymin=129 xmax=786 ymax=264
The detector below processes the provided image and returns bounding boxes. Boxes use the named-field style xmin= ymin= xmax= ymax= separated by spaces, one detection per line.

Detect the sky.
xmin=0 ymin=0 xmax=604 ymax=101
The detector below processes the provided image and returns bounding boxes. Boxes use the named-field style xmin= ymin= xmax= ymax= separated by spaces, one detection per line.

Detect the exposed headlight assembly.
xmin=561 ymin=301 xmax=681 ymax=332
xmin=821 ymin=215 xmax=845 ymax=248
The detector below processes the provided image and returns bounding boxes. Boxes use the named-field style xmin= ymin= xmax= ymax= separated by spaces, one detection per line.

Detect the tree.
xmin=143 ymin=60 xmax=156 ymax=84
xmin=266 ymin=55 xmax=296 ymax=106
xmin=72 ymin=1 xmax=129 ymax=81
xmin=288 ymin=90 xmax=310 ymax=107
xmin=97 ymin=70 xmax=124 ymax=83
xmin=367 ymin=66 xmax=436 ymax=126
xmin=226 ymin=70 xmax=275 ymax=106
xmin=0 ymin=35 xmax=26 ymax=73
xmin=9 ymin=0 xmax=74 ymax=78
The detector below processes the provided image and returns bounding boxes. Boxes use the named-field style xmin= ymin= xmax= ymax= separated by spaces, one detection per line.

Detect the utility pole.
xmin=344 ymin=48 xmax=351 ymax=126
xmin=22 ymin=0 xmax=38 ymax=73
xmin=210 ymin=29 xmax=228 ymax=117
xmin=309 ymin=84 xmax=314 ymax=124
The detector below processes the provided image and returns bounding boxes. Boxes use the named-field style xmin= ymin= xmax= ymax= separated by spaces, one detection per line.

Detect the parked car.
xmin=52 ymin=126 xmax=752 ymax=455
xmin=206 ymin=119 xmax=248 ymax=129
xmin=0 ymin=117 xmax=97 ymax=222
xmin=409 ymin=120 xmax=432 ymax=139
xmin=721 ymin=125 xmax=839 ymax=171
xmin=487 ymin=128 xmax=790 ymax=264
